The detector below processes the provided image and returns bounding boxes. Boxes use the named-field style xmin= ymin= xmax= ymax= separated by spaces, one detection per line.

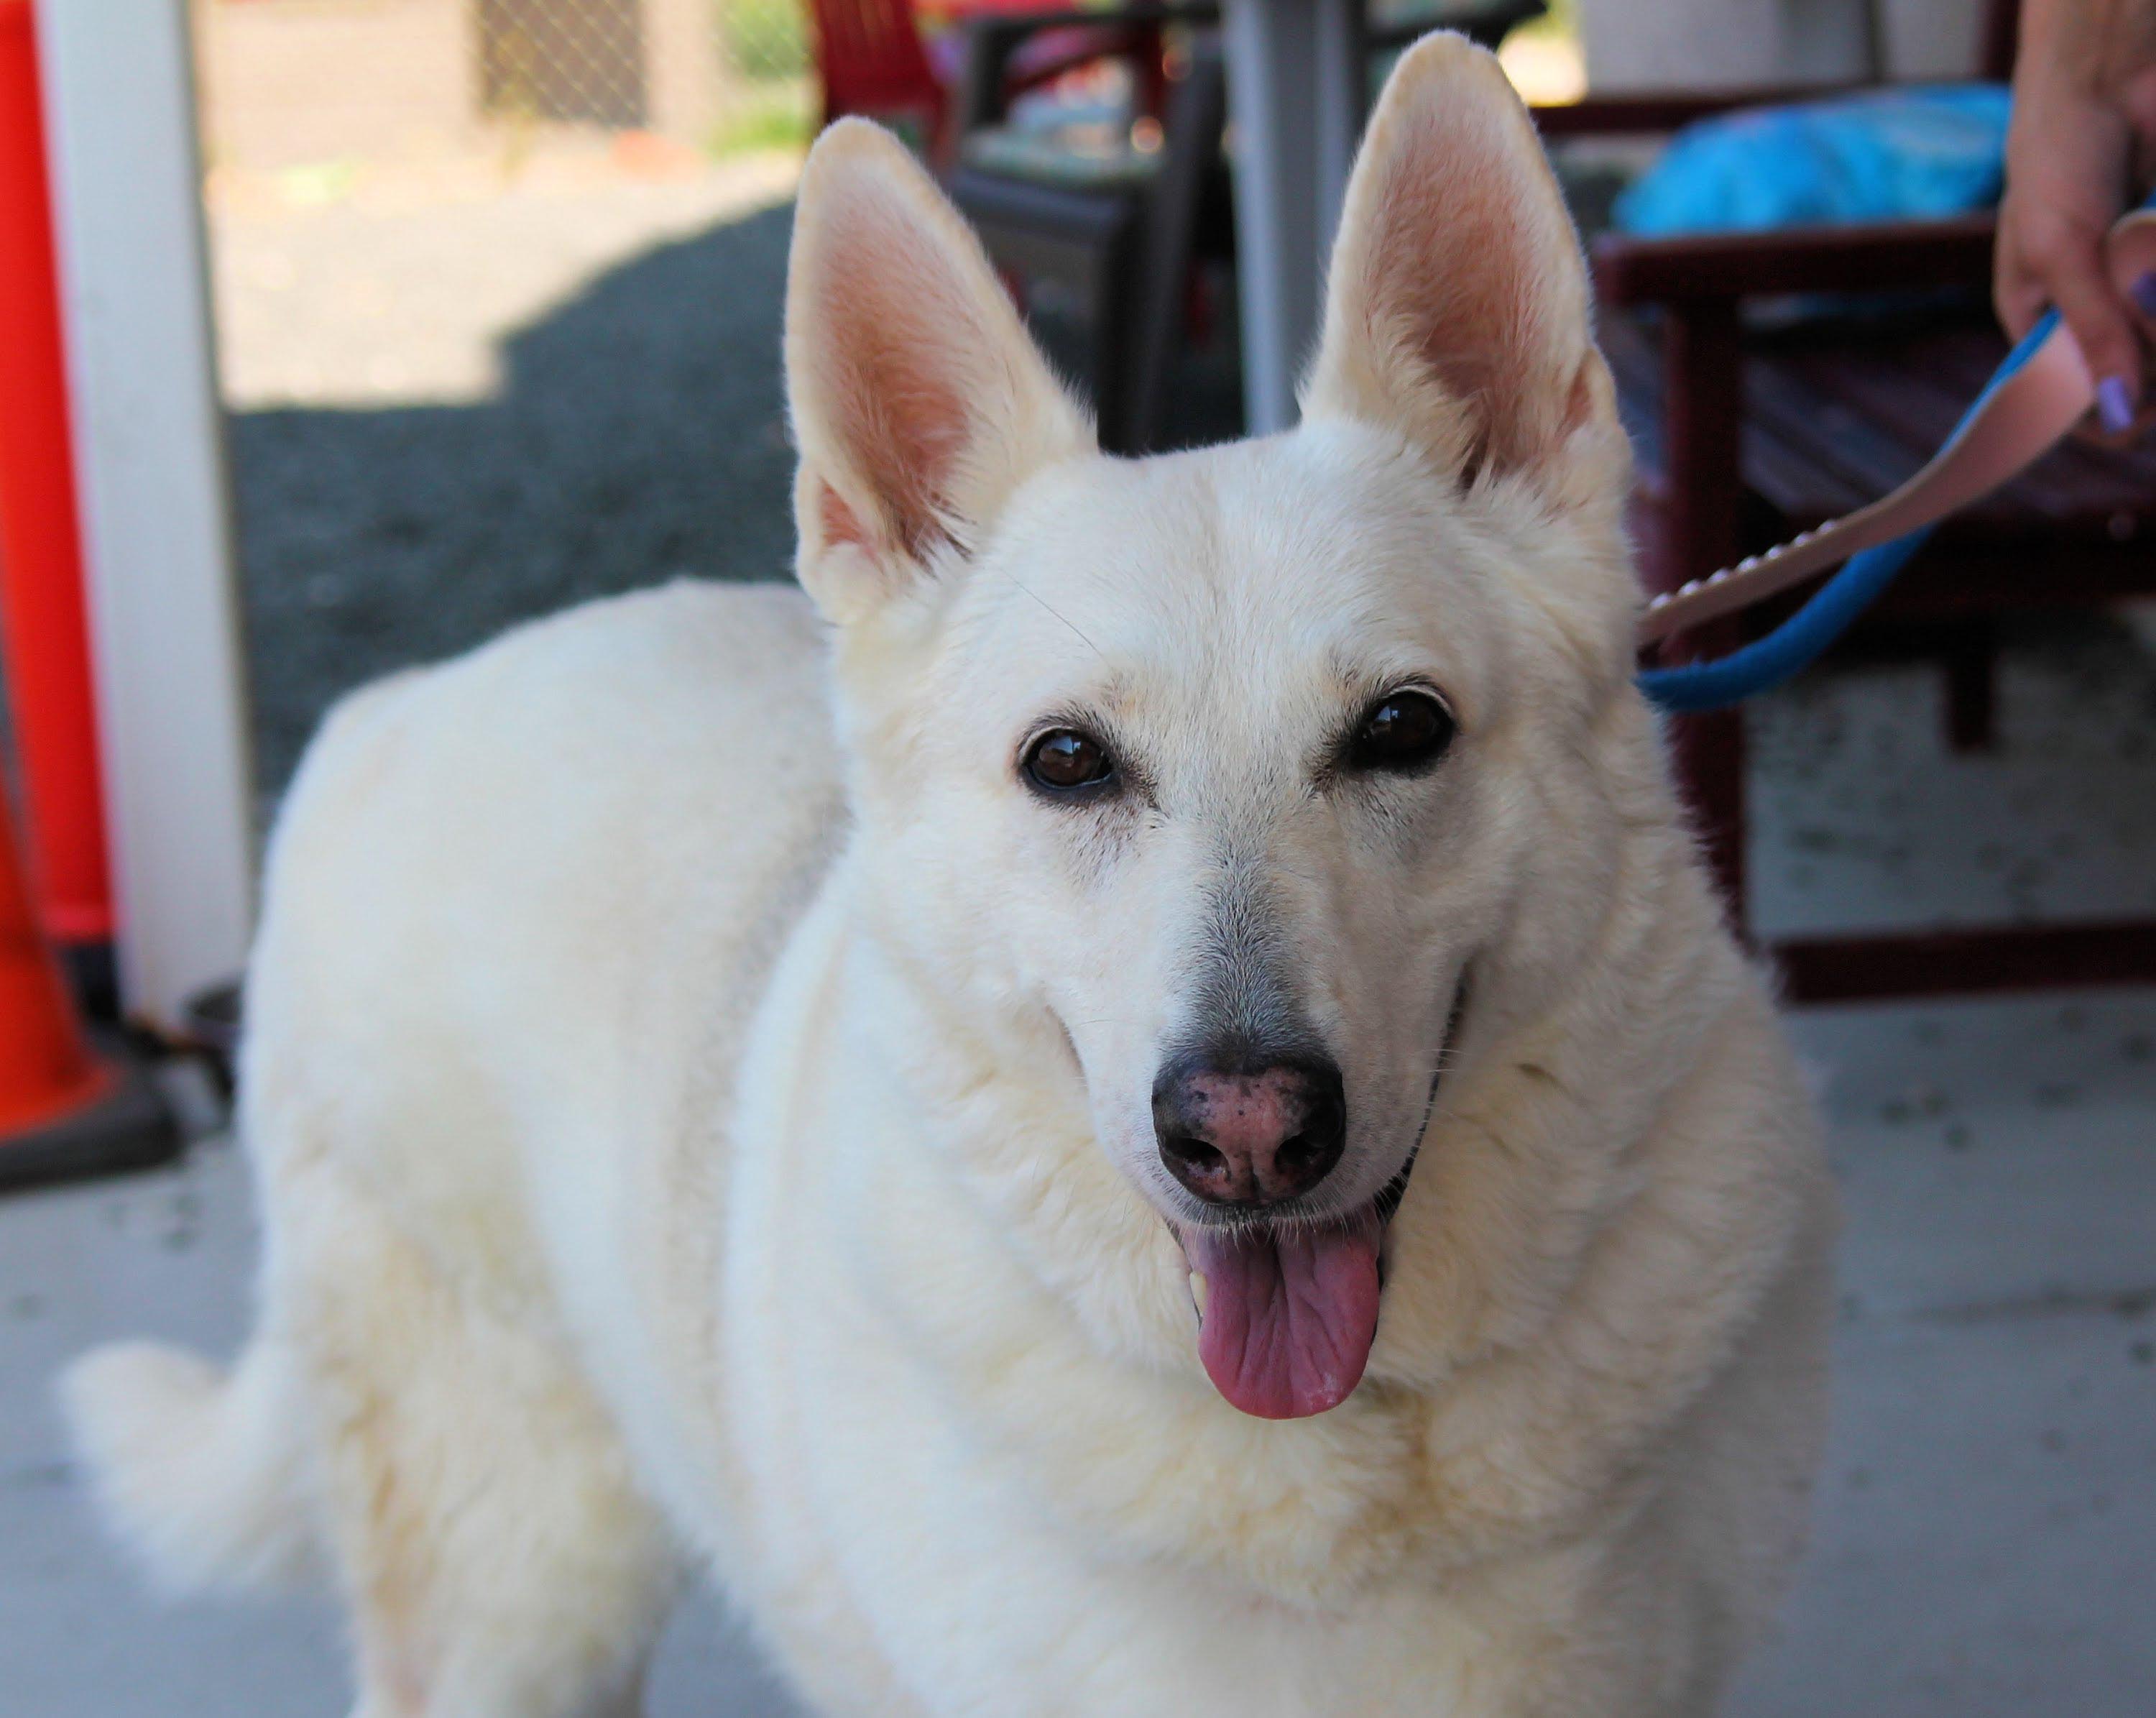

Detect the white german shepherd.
xmin=65 ymin=35 xmax=1833 ymax=1717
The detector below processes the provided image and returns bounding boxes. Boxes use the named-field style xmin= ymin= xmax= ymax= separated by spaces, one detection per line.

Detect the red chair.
xmin=806 ymin=0 xmax=952 ymax=144
xmin=806 ymin=0 xmax=1141 ymax=160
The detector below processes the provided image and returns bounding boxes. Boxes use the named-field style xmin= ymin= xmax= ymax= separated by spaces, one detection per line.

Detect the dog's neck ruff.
xmin=1636 ymin=206 xmax=2156 ymax=712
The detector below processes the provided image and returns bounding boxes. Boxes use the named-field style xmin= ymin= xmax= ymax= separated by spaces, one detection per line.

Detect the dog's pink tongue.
xmin=1184 ymin=1219 xmax=1381 ymax=1419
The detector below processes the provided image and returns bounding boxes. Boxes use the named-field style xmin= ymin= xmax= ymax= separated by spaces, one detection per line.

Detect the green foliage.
xmin=721 ymin=0 xmax=810 ymax=83
xmin=710 ymin=80 xmax=814 ymax=156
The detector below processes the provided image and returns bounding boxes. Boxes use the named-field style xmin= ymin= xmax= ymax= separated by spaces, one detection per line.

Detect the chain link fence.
xmin=193 ymin=0 xmax=816 ymax=178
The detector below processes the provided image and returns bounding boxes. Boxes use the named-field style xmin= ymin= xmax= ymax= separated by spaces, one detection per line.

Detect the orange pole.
xmin=0 ymin=0 xmax=116 ymax=946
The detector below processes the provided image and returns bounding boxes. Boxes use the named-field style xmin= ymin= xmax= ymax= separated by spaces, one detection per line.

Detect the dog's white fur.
xmin=64 ymin=37 xmax=1833 ymax=1717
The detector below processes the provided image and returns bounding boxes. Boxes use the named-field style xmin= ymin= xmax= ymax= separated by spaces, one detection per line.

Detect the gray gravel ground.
xmin=213 ymin=152 xmax=1243 ymax=799
xmin=216 ymin=157 xmax=806 ymax=794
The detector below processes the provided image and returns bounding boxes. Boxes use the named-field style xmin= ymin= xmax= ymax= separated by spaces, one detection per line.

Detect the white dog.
xmin=65 ymin=35 xmax=1833 ymax=1717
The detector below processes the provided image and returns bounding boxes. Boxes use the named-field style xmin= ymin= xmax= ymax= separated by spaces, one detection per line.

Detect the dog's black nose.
xmin=1153 ymin=1053 xmax=1347 ymax=1207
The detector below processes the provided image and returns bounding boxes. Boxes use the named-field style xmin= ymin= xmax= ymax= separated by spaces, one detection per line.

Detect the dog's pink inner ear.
xmin=1363 ymin=149 xmax=1573 ymax=476
xmin=1312 ymin=45 xmax=1600 ymax=487
xmin=787 ymin=123 xmax=1089 ymax=617
xmin=815 ymin=216 xmax=978 ymax=559
xmin=816 ymin=480 xmax=872 ymax=554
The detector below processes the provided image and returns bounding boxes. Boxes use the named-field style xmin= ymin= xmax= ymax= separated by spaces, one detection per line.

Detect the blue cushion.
xmin=1613 ymin=84 xmax=2012 ymax=236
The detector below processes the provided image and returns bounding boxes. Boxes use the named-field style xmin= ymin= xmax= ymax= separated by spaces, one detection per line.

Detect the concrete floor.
xmin=6 ymin=982 xmax=2153 ymax=1717
xmin=8 ymin=650 xmax=2156 ymax=1715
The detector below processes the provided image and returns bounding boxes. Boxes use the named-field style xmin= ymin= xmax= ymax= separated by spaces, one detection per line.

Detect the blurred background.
xmin=172 ymin=0 xmax=1995 ymax=799
xmin=2 ymin=0 xmax=2154 ymax=1712
xmin=190 ymin=0 xmax=1565 ymax=795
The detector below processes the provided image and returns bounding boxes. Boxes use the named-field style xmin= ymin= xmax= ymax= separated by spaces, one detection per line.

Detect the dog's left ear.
xmin=786 ymin=121 xmax=1093 ymax=624
xmin=1304 ymin=34 xmax=1621 ymax=505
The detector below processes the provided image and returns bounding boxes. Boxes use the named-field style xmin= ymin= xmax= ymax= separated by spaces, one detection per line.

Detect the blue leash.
xmin=1636 ymin=306 xmax=2062 ymax=715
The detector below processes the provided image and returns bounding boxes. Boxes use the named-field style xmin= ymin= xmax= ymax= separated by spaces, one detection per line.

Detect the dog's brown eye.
xmin=1024 ymin=729 xmax=1116 ymax=794
xmin=1350 ymin=690 xmax=1455 ymax=773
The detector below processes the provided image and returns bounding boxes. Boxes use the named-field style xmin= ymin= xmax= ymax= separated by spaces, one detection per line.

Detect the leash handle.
xmin=1636 ymin=205 xmax=2156 ymax=712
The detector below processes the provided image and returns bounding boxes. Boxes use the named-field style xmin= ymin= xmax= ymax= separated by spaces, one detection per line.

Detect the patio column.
xmin=33 ymin=0 xmax=254 ymax=1032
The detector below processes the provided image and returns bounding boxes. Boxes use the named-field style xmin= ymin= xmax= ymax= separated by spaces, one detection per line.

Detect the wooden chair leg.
xmin=1089 ymin=208 xmax=1143 ymax=455
xmin=1943 ymin=618 xmax=1998 ymax=753
xmin=1122 ymin=47 xmax=1227 ymax=452
xmin=1656 ymin=302 xmax=1751 ymax=940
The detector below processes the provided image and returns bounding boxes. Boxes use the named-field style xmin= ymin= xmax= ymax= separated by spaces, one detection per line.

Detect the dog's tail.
xmin=60 ymin=1334 xmax=316 ymax=1595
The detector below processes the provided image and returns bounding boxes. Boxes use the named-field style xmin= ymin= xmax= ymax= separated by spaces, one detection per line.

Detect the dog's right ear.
xmin=785 ymin=121 xmax=1092 ymax=624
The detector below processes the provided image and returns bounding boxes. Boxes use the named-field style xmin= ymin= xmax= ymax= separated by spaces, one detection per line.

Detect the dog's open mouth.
xmin=1171 ymin=1150 xmax=1416 ymax=1420
xmin=1167 ymin=980 xmax=1459 ymax=1421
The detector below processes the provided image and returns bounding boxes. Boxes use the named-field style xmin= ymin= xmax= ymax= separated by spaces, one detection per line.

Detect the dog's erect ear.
xmin=786 ymin=121 xmax=1092 ymax=623
xmin=1304 ymin=34 xmax=1618 ymax=500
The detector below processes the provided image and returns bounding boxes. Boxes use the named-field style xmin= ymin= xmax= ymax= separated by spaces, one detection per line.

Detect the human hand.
xmin=1995 ymin=0 xmax=2156 ymax=431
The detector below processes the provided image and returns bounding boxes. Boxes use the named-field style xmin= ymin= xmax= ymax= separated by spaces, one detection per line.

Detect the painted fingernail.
xmin=2134 ymin=272 xmax=2156 ymax=318
xmin=2098 ymin=375 xmax=2135 ymax=433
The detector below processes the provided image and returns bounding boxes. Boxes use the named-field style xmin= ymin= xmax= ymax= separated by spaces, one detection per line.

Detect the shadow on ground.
xmin=234 ymin=203 xmax=801 ymax=795
xmin=230 ymin=197 xmax=1244 ymax=797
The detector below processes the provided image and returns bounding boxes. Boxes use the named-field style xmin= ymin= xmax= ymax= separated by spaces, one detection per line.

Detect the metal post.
xmin=1222 ymin=0 xmax=1321 ymax=433
xmin=1221 ymin=0 xmax=1370 ymax=434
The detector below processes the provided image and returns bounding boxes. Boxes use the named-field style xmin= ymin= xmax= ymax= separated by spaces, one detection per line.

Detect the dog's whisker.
xmin=995 ymin=566 xmax=1108 ymax=666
